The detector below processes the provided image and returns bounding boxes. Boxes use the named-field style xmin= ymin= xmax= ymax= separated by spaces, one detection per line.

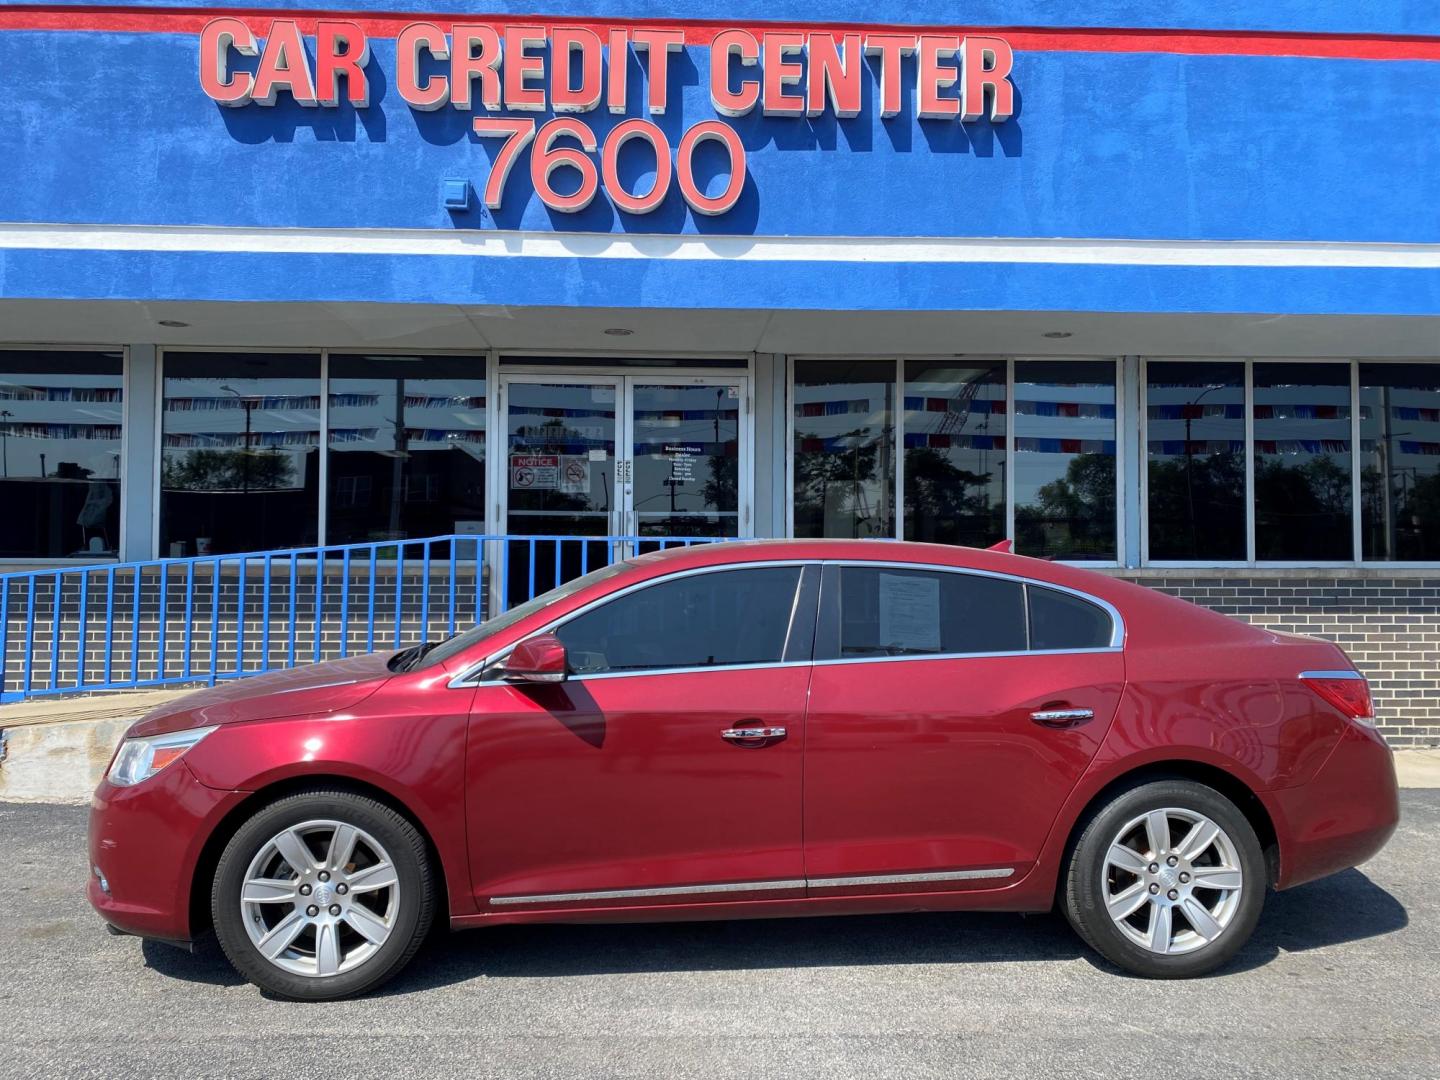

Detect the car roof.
xmin=626 ymin=539 xmax=1259 ymax=645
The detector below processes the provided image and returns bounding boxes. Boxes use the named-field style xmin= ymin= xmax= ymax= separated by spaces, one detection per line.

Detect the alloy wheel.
xmin=239 ymin=818 xmax=401 ymax=978
xmin=1101 ymin=807 xmax=1245 ymax=956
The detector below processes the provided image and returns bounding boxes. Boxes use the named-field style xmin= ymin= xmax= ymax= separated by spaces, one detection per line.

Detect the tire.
xmin=1063 ymin=779 xmax=1266 ymax=978
xmin=211 ymin=790 xmax=435 ymax=1000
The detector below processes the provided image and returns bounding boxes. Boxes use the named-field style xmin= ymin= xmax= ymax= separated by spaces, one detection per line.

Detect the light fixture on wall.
xmin=603 ymin=328 xmax=634 ymax=336
xmin=1042 ymin=331 xmax=1073 ymax=339
xmin=157 ymin=319 xmax=190 ymax=328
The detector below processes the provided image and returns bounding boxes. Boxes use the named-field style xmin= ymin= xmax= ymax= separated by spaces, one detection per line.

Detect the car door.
xmin=803 ymin=562 xmax=1124 ymax=897
xmin=465 ymin=562 xmax=819 ymax=911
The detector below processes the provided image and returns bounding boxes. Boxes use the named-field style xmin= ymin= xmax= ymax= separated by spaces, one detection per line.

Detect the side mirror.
xmin=501 ymin=633 xmax=568 ymax=684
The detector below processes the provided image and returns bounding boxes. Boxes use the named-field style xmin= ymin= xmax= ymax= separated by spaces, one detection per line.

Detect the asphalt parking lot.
xmin=3 ymin=794 xmax=1438 ymax=1080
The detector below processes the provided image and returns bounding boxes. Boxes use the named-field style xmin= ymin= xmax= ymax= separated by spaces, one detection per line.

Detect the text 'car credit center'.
xmin=0 ymin=2 xmax=1438 ymax=743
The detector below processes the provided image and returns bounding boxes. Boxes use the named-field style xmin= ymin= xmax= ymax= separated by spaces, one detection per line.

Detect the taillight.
xmin=1301 ymin=671 xmax=1375 ymax=726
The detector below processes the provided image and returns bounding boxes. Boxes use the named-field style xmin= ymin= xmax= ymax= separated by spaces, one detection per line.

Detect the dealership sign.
xmin=199 ymin=20 xmax=1015 ymax=216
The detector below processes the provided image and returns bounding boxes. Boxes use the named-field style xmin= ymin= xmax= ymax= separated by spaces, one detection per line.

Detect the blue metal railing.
xmin=0 ymin=532 xmax=731 ymax=702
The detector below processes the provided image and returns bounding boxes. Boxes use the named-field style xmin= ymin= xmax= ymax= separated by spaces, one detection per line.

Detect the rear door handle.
xmin=721 ymin=726 xmax=787 ymax=745
xmin=1030 ymin=708 xmax=1094 ymax=726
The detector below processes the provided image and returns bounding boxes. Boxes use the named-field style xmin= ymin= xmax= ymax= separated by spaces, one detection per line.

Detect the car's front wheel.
xmin=1064 ymin=779 xmax=1266 ymax=977
xmin=211 ymin=790 xmax=434 ymax=1000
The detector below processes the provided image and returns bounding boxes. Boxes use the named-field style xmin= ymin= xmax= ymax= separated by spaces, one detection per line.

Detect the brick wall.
xmin=1119 ymin=571 xmax=1440 ymax=748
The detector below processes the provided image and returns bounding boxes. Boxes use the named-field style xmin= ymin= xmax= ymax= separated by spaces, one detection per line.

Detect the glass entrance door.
xmin=498 ymin=372 xmax=749 ymax=604
xmin=629 ymin=380 xmax=745 ymax=544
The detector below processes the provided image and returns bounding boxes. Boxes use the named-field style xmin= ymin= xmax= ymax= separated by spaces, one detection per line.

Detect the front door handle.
xmin=1030 ymin=707 xmax=1094 ymax=727
xmin=721 ymin=726 xmax=787 ymax=745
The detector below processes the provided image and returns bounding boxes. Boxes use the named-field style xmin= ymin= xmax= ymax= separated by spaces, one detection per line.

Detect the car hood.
xmin=126 ymin=652 xmax=394 ymax=738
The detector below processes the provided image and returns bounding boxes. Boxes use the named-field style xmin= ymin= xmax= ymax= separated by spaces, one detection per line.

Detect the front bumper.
xmin=1264 ymin=721 xmax=1400 ymax=890
xmin=87 ymin=760 xmax=247 ymax=941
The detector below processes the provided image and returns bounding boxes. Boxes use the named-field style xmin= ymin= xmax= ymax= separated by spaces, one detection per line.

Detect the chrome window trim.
xmin=449 ymin=555 xmax=1125 ymax=689
xmin=1298 ymin=669 xmax=1364 ymax=680
xmin=447 ymin=559 xmax=814 ymax=688
xmin=489 ymin=866 xmax=1015 ymax=906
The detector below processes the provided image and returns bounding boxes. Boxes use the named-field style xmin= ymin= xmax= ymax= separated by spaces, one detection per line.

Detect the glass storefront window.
xmin=1361 ymin=363 xmax=1440 ymax=562
xmin=792 ymin=360 xmax=895 ymax=539
xmin=1013 ymin=360 xmax=1118 ymax=560
xmin=1145 ymin=361 xmax=1247 ymax=561
xmin=326 ymin=355 xmax=486 ymax=545
xmin=0 ymin=350 xmax=123 ymax=559
xmin=902 ymin=360 xmax=1006 ymax=547
xmin=1253 ymin=362 xmax=1353 ymax=561
xmin=160 ymin=353 xmax=321 ymax=556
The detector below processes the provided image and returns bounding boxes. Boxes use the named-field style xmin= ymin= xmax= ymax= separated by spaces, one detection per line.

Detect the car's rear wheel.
xmin=1064 ymin=779 xmax=1265 ymax=978
xmin=211 ymin=791 xmax=434 ymax=1000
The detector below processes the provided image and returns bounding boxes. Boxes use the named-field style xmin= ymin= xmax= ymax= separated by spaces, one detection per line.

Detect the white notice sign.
xmin=878 ymin=572 xmax=941 ymax=653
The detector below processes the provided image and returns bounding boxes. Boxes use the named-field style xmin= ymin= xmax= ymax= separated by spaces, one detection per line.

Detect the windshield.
xmin=416 ymin=560 xmax=635 ymax=670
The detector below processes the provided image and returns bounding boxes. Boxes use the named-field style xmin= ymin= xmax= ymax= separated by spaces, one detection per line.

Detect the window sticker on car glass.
xmin=877 ymin=572 xmax=941 ymax=653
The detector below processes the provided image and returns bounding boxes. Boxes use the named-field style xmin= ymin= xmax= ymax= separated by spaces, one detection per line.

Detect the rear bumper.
xmin=87 ymin=761 xmax=247 ymax=941
xmin=1263 ymin=721 xmax=1400 ymax=890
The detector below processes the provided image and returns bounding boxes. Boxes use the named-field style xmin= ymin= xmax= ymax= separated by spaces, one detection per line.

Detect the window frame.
xmin=0 ymin=344 xmax=129 ymax=566
xmin=1140 ymin=356 xmax=1440 ymax=568
xmin=786 ymin=356 xmax=1124 ymax=567
xmin=462 ymin=560 xmax=821 ymax=685
xmin=812 ymin=560 xmax=1124 ymax=666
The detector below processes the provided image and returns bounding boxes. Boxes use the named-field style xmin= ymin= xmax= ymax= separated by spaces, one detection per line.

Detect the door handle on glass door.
xmin=1030 ymin=707 xmax=1094 ymax=726
xmin=721 ymin=726 xmax=787 ymax=745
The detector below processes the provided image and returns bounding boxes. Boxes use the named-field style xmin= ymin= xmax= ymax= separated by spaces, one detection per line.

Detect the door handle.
xmin=1030 ymin=707 xmax=1094 ymax=727
xmin=721 ymin=726 xmax=787 ymax=745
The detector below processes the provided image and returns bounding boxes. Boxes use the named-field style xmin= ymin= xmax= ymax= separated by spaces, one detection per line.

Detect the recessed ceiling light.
xmin=603 ymin=327 xmax=633 ymax=336
xmin=1042 ymin=331 xmax=1073 ymax=339
xmin=157 ymin=319 xmax=189 ymax=328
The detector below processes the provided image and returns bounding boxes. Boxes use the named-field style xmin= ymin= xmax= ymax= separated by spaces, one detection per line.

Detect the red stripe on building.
xmin=0 ymin=6 xmax=1438 ymax=61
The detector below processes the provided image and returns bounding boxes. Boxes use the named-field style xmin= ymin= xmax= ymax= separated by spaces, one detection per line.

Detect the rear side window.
xmin=837 ymin=566 xmax=1027 ymax=657
xmin=556 ymin=566 xmax=803 ymax=674
xmin=1027 ymin=586 xmax=1113 ymax=650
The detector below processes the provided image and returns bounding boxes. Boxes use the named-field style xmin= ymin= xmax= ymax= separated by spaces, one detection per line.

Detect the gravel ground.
xmin=2 ymin=794 xmax=1437 ymax=1080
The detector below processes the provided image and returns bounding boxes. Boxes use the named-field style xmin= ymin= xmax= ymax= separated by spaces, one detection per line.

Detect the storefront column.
xmin=119 ymin=344 xmax=158 ymax=562
xmin=752 ymin=353 xmax=785 ymax=539
xmin=1120 ymin=355 xmax=1143 ymax=568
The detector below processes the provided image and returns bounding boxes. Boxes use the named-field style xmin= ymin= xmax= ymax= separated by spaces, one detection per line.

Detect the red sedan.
xmin=88 ymin=540 xmax=1398 ymax=999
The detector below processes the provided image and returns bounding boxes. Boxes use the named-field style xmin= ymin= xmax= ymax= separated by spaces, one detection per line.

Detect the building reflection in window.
xmin=326 ymin=355 xmax=486 ymax=545
xmin=902 ymin=359 xmax=1006 ymax=547
xmin=160 ymin=353 xmax=321 ymax=556
xmin=1013 ymin=360 xmax=1118 ymax=560
xmin=1361 ymin=363 xmax=1440 ymax=562
xmin=1145 ymin=361 xmax=1246 ymax=561
xmin=1253 ymin=362 xmax=1352 ymax=561
xmin=0 ymin=350 xmax=123 ymax=559
xmin=792 ymin=360 xmax=895 ymax=539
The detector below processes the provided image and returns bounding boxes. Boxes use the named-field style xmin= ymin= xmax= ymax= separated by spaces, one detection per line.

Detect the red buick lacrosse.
xmin=88 ymin=540 xmax=1398 ymax=999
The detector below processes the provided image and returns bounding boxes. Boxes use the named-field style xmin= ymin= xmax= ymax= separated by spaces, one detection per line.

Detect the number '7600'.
xmin=472 ymin=117 xmax=746 ymax=216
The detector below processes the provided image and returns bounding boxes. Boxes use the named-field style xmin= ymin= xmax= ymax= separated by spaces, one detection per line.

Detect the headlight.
xmin=107 ymin=726 xmax=218 ymax=787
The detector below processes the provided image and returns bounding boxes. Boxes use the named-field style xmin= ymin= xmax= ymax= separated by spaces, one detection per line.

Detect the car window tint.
xmin=556 ymin=567 xmax=803 ymax=674
xmin=838 ymin=567 xmax=1026 ymax=657
xmin=1027 ymin=586 xmax=1113 ymax=650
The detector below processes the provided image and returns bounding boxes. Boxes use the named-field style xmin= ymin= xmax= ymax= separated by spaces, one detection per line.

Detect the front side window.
xmin=326 ymin=354 xmax=486 ymax=545
xmin=556 ymin=566 xmax=802 ymax=674
xmin=0 ymin=350 xmax=124 ymax=559
xmin=837 ymin=566 xmax=1027 ymax=657
xmin=160 ymin=352 xmax=321 ymax=556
